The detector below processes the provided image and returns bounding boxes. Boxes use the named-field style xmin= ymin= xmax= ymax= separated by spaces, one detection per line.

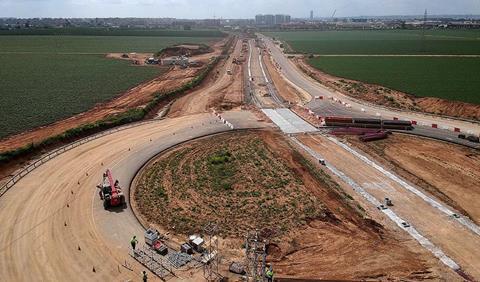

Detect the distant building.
xmin=255 ymin=14 xmax=266 ymax=25
xmin=265 ymin=14 xmax=275 ymax=26
xmin=310 ymin=10 xmax=314 ymax=21
xmin=255 ymin=14 xmax=290 ymax=26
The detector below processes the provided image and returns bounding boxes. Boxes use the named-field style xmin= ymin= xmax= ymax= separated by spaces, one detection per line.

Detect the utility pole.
xmin=421 ymin=9 xmax=427 ymax=52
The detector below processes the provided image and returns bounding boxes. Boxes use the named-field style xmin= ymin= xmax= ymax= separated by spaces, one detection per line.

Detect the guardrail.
xmin=0 ymin=119 xmax=158 ymax=198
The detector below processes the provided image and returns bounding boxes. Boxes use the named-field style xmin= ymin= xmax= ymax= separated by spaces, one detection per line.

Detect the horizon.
xmin=1 ymin=0 xmax=479 ymax=19
xmin=2 ymin=14 xmax=480 ymax=20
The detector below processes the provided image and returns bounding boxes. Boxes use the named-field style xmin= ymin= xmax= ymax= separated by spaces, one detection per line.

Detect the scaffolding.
xmin=203 ymin=222 xmax=221 ymax=281
xmin=131 ymin=244 xmax=175 ymax=280
xmin=244 ymin=230 xmax=267 ymax=282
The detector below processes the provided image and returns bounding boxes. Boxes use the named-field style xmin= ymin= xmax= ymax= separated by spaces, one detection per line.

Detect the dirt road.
xmin=0 ymin=111 xmax=267 ymax=281
xmin=346 ymin=134 xmax=480 ymax=224
xmin=168 ymin=39 xmax=244 ymax=117
xmin=296 ymin=134 xmax=480 ymax=279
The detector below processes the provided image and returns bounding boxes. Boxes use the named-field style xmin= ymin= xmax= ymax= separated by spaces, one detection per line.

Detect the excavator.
xmin=97 ymin=169 xmax=126 ymax=209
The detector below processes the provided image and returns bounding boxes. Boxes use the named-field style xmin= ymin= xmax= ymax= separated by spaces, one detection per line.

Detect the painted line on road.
xmin=258 ymin=50 xmax=269 ymax=84
xmin=291 ymin=136 xmax=461 ymax=271
xmin=327 ymin=136 xmax=480 ymax=236
xmin=247 ymin=41 xmax=252 ymax=78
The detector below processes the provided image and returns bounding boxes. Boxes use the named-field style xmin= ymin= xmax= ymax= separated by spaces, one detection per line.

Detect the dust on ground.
xmin=132 ymin=130 xmax=449 ymax=280
xmin=167 ymin=38 xmax=244 ymax=117
xmin=296 ymin=57 xmax=480 ymax=121
xmin=106 ymin=52 xmax=154 ymax=66
xmin=158 ymin=43 xmax=213 ymax=58
xmin=346 ymin=133 xmax=480 ymax=225
xmin=264 ymin=53 xmax=308 ymax=105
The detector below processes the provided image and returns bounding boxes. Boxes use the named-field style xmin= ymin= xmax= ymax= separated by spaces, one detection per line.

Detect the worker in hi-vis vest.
xmin=266 ymin=267 xmax=274 ymax=282
xmin=131 ymin=235 xmax=138 ymax=250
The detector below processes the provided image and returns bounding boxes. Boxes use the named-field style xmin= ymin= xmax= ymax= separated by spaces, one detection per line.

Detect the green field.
xmin=0 ymin=35 xmax=219 ymax=53
xmin=266 ymin=30 xmax=480 ymax=55
xmin=0 ymin=31 xmax=223 ymax=139
xmin=309 ymin=57 xmax=480 ymax=104
xmin=0 ymin=28 xmax=225 ymax=37
xmin=266 ymin=30 xmax=480 ymax=104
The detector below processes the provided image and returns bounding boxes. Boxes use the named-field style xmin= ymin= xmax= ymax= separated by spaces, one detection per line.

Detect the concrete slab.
xmin=262 ymin=108 xmax=317 ymax=134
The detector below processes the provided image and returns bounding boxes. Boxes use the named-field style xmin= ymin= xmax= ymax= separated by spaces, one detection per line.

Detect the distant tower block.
xmin=310 ymin=10 xmax=314 ymax=21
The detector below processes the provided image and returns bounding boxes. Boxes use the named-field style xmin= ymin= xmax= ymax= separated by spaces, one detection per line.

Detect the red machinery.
xmin=98 ymin=169 xmax=126 ymax=209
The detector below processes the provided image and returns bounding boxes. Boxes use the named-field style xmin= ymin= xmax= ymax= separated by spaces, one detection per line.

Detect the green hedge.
xmin=0 ymin=38 xmax=230 ymax=164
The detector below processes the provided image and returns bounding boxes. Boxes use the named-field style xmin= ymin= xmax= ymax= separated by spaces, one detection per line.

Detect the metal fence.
xmin=0 ymin=120 xmax=158 ymax=198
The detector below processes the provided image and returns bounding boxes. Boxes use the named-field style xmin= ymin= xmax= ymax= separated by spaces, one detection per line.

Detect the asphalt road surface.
xmin=259 ymin=34 xmax=480 ymax=149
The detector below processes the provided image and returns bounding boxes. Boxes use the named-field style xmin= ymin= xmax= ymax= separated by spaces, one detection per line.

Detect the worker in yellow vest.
xmin=131 ymin=235 xmax=138 ymax=250
xmin=265 ymin=267 xmax=274 ymax=282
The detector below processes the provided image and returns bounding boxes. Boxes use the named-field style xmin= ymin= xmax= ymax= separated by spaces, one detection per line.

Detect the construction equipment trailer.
xmin=98 ymin=169 xmax=126 ymax=209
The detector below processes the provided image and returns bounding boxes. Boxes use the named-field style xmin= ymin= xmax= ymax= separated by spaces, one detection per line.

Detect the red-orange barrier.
xmin=432 ymin=124 xmax=438 ymax=128
xmin=454 ymin=127 xmax=461 ymax=132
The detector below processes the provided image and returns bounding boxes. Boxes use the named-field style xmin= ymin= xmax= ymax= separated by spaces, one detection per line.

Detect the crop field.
xmin=0 ymin=35 xmax=220 ymax=53
xmin=309 ymin=56 xmax=480 ymax=104
xmin=0 ymin=31 xmax=222 ymax=139
xmin=266 ymin=30 xmax=480 ymax=104
xmin=266 ymin=30 xmax=480 ymax=55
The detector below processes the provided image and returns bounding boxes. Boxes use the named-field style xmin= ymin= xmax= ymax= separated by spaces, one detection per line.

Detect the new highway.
xmin=259 ymin=34 xmax=480 ymax=149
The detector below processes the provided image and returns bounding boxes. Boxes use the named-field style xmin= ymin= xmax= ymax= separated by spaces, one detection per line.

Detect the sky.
xmin=1 ymin=0 xmax=479 ymax=19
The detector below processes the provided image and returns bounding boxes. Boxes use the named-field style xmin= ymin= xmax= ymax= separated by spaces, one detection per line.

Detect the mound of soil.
xmin=158 ymin=44 xmax=213 ymax=58
xmin=133 ymin=130 xmax=448 ymax=280
xmin=134 ymin=131 xmax=326 ymax=238
xmin=297 ymin=58 xmax=480 ymax=121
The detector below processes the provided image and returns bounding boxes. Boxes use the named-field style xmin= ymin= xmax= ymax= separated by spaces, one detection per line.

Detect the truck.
xmin=97 ymin=169 xmax=126 ymax=209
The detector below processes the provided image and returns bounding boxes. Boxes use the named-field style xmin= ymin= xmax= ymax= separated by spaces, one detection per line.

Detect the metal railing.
xmin=0 ymin=119 xmax=158 ymax=198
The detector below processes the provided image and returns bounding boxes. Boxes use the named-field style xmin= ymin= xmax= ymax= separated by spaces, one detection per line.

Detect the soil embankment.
xmin=296 ymin=58 xmax=480 ymax=121
xmin=132 ymin=130 xmax=451 ymax=280
xmin=346 ymin=133 xmax=480 ymax=225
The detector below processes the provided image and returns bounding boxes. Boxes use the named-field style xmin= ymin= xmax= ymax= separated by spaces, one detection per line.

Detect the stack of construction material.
xmin=324 ymin=117 xmax=413 ymax=130
xmin=331 ymin=127 xmax=382 ymax=136
xmin=167 ymin=252 xmax=192 ymax=268
xmin=359 ymin=132 xmax=389 ymax=142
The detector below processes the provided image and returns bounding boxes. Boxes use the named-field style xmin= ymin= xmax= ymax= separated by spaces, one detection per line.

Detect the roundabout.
xmin=0 ymin=111 xmax=263 ymax=281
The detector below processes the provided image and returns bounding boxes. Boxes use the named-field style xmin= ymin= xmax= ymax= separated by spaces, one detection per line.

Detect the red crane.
xmin=98 ymin=169 xmax=126 ymax=209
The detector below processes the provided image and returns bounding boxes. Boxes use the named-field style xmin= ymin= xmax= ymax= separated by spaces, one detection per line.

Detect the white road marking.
xmin=247 ymin=41 xmax=252 ymax=78
xmin=328 ymin=137 xmax=480 ymax=236
xmin=291 ymin=137 xmax=461 ymax=271
xmin=258 ymin=51 xmax=269 ymax=83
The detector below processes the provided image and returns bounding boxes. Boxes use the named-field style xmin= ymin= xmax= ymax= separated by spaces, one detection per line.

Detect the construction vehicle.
xmin=385 ymin=197 xmax=393 ymax=206
xmin=98 ymin=169 xmax=126 ymax=209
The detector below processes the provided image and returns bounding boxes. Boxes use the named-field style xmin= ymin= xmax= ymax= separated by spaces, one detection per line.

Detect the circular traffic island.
xmin=131 ymin=130 xmax=443 ymax=279
xmin=132 ymin=130 xmax=325 ymax=239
